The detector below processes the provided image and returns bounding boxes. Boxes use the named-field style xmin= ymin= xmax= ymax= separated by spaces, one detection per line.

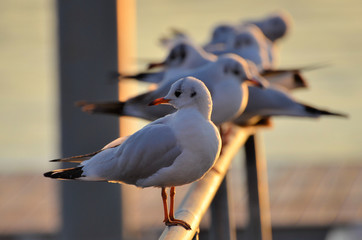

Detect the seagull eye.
xmin=175 ymin=90 xmax=182 ymax=97
xmin=191 ymin=91 xmax=197 ymax=97
xmin=233 ymin=68 xmax=240 ymax=75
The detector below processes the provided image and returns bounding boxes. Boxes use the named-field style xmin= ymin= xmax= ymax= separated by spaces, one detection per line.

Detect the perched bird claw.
xmin=165 ymin=219 xmax=192 ymax=230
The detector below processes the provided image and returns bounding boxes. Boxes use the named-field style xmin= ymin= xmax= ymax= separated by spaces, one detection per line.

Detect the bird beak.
xmin=147 ymin=61 xmax=166 ymax=70
xmin=149 ymin=97 xmax=171 ymax=106
xmin=245 ymin=78 xmax=266 ymax=88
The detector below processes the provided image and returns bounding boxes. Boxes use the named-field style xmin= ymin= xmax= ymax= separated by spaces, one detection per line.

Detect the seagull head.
xmin=227 ymin=25 xmax=271 ymax=70
xmin=209 ymin=24 xmax=236 ymax=45
xmin=204 ymin=24 xmax=237 ymax=52
xmin=147 ymin=42 xmax=188 ymax=70
xmin=149 ymin=77 xmax=213 ymax=119
xmin=252 ymin=11 xmax=291 ymax=42
xmin=231 ymin=25 xmax=265 ymax=51
xmin=163 ymin=41 xmax=214 ymax=70
xmin=215 ymin=54 xmax=266 ymax=88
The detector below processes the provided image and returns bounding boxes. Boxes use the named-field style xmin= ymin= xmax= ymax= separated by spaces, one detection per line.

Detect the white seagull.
xmin=44 ymin=77 xmax=222 ymax=230
xmin=79 ymin=54 xmax=264 ymax=125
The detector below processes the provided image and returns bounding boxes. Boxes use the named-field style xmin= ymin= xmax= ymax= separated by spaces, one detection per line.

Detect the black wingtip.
xmin=334 ymin=112 xmax=349 ymax=118
xmin=43 ymin=171 xmax=54 ymax=178
xmin=43 ymin=166 xmax=84 ymax=180
xmin=304 ymin=105 xmax=349 ymax=118
xmin=49 ymin=159 xmax=61 ymax=162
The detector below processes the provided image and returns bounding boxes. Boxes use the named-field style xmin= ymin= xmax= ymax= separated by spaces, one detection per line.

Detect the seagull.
xmin=211 ymin=25 xmax=274 ymax=70
xmin=121 ymin=40 xmax=216 ymax=84
xmin=207 ymin=25 xmax=310 ymax=90
xmin=203 ymin=11 xmax=291 ymax=53
xmin=79 ymin=54 xmax=264 ymax=125
xmin=127 ymin=40 xmax=308 ymax=91
xmin=233 ymin=64 xmax=348 ymax=126
xmin=242 ymin=10 xmax=292 ymax=42
xmin=161 ymin=11 xmax=291 ymax=66
xmin=203 ymin=24 xmax=238 ymax=52
xmin=44 ymin=77 xmax=222 ymax=230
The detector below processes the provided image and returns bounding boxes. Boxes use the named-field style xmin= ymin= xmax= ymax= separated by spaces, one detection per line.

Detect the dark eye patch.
xmin=169 ymin=50 xmax=177 ymax=60
xmin=235 ymin=39 xmax=242 ymax=48
xmin=175 ymin=90 xmax=182 ymax=97
xmin=179 ymin=44 xmax=186 ymax=60
xmin=191 ymin=91 xmax=197 ymax=97
xmin=233 ymin=67 xmax=240 ymax=75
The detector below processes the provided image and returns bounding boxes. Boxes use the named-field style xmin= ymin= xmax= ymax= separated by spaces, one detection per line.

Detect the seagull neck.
xmin=178 ymin=103 xmax=212 ymax=120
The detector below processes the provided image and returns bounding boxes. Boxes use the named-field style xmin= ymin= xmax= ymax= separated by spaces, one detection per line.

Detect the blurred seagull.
xmin=203 ymin=24 xmax=238 ymax=52
xmin=205 ymin=25 xmax=310 ymax=90
xmin=44 ymin=77 xmax=222 ymax=230
xmin=204 ymin=10 xmax=291 ymax=52
xmin=128 ymin=40 xmax=308 ymax=91
xmin=216 ymin=25 xmax=273 ymax=70
xmin=79 ymin=54 xmax=264 ymax=125
xmin=121 ymin=40 xmax=216 ymax=84
xmin=242 ymin=10 xmax=292 ymax=42
xmin=233 ymin=62 xmax=348 ymax=126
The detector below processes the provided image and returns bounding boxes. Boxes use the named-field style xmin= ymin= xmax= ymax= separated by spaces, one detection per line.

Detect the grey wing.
xmin=113 ymin=123 xmax=182 ymax=185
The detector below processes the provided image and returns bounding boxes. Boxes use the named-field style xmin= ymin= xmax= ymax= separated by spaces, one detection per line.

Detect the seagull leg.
xmin=169 ymin=186 xmax=176 ymax=221
xmin=161 ymin=187 xmax=170 ymax=224
xmin=163 ymin=186 xmax=191 ymax=230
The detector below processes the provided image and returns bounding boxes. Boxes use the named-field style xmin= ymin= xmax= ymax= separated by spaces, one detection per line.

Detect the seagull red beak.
xmin=246 ymin=78 xmax=265 ymax=88
xmin=149 ymin=97 xmax=171 ymax=106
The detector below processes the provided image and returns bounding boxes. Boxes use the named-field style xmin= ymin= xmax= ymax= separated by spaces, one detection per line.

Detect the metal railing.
xmin=159 ymin=127 xmax=273 ymax=240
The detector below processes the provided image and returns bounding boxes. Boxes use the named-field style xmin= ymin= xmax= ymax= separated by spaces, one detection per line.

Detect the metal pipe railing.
xmin=159 ymin=127 xmax=254 ymax=240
